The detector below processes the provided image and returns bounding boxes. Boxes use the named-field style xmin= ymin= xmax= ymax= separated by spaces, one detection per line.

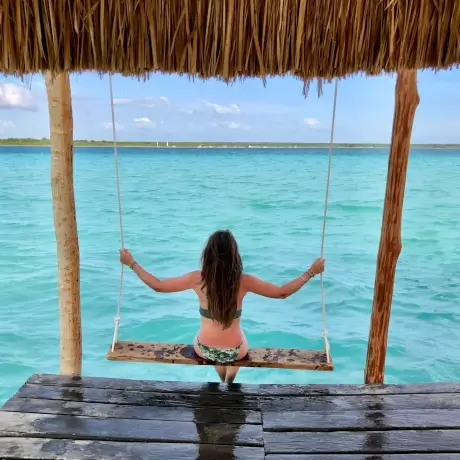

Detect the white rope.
xmin=109 ymin=73 xmax=125 ymax=352
xmin=320 ymin=79 xmax=339 ymax=364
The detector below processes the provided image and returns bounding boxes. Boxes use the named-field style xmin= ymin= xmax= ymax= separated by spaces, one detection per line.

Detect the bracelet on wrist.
xmin=130 ymin=261 xmax=137 ymax=270
xmin=300 ymin=269 xmax=314 ymax=282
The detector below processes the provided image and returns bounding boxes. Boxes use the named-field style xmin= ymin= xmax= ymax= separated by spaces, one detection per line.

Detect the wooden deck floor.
xmin=2 ymin=374 xmax=460 ymax=459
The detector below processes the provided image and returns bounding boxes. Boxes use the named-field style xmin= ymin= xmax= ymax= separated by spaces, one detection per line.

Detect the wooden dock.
xmin=1 ymin=374 xmax=460 ymax=459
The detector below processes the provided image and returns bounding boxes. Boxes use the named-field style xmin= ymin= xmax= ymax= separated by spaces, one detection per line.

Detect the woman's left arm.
xmin=120 ymin=249 xmax=198 ymax=293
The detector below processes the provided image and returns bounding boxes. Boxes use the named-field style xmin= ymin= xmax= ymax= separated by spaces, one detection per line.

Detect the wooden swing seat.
xmin=107 ymin=341 xmax=334 ymax=371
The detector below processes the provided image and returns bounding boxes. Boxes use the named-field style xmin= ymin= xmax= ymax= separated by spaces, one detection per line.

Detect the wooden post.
xmin=364 ymin=70 xmax=419 ymax=385
xmin=44 ymin=72 xmax=82 ymax=376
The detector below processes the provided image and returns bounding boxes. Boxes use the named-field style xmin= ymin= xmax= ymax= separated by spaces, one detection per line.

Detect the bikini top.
xmin=199 ymin=307 xmax=242 ymax=320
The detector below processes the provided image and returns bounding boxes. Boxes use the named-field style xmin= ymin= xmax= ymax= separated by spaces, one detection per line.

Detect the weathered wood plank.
xmin=260 ymin=382 xmax=460 ymax=396
xmin=30 ymin=373 xmax=460 ymax=397
xmin=0 ymin=412 xmax=263 ymax=446
xmin=15 ymin=383 xmax=259 ymax=410
xmin=2 ymin=397 xmax=261 ymax=424
xmin=264 ymin=429 xmax=460 ymax=454
xmin=266 ymin=456 xmax=460 ymax=459
xmin=0 ymin=437 xmax=264 ymax=459
xmin=107 ymin=341 xmax=333 ymax=371
xmin=27 ymin=373 xmax=260 ymax=395
xmin=261 ymin=393 xmax=460 ymax=412
xmin=263 ymin=408 xmax=460 ymax=431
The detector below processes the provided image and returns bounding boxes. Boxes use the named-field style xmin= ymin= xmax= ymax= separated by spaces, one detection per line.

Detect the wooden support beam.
xmin=44 ymin=72 xmax=82 ymax=376
xmin=365 ymin=70 xmax=419 ymax=385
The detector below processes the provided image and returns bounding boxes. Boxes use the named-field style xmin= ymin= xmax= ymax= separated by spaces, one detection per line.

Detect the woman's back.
xmin=195 ymin=229 xmax=244 ymax=347
xmin=194 ymin=274 xmax=245 ymax=348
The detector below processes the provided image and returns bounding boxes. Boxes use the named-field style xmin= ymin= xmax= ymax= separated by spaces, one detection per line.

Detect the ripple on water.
xmin=1 ymin=147 xmax=460 ymax=404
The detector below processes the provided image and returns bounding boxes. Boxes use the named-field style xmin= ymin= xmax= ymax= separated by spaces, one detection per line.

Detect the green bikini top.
xmin=199 ymin=307 xmax=242 ymax=320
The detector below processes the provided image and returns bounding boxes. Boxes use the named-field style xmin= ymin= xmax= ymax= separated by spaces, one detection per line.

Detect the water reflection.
xmin=193 ymin=381 xmax=250 ymax=460
xmin=363 ymin=400 xmax=387 ymax=455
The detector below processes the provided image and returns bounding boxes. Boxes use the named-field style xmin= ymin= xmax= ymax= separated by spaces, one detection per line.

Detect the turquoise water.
xmin=1 ymin=146 xmax=459 ymax=404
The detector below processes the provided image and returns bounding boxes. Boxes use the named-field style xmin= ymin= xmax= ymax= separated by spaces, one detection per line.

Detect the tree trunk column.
xmin=44 ymin=72 xmax=82 ymax=376
xmin=365 ymin=70 xmax=419 ymax=385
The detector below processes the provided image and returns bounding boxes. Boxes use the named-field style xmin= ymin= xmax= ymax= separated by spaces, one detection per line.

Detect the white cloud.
xmin=134 ymin=117 xmax=155 ymax=126
xmin=103 ymin=121 xmax=124 ymax=130
xmin=206 ymin=102 xmax=240 ymax=115
xmin=0 ymin=120 xmax=15 ymax=128
xmin=304 ymin=117 xmax=320 ymax=127
xmin=159 ymin=96 xmax=169 ymax=103
xmin=0 ymin=83 xmax=36 ymax=110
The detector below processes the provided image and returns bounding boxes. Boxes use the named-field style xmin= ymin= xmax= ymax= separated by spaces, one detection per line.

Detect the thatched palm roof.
xmin=1 ymin=0 xmax=459 ymax=88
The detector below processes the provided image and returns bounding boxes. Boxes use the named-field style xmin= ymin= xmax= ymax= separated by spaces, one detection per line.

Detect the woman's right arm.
xmin=243 ymin=257 xmax=325 ymax=299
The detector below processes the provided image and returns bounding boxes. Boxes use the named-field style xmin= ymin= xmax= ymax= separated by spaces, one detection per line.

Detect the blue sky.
xmin=0 ymin=68 xmax=459 ymax=143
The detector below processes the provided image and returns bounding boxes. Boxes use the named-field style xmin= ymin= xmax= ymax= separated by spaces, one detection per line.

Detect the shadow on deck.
xmin=2 ymin=374 xmax=460 ymax=459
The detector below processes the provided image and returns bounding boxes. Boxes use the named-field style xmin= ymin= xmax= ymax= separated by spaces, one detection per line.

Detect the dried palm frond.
xmin=0 ymin=0 xmax=459 ymax=94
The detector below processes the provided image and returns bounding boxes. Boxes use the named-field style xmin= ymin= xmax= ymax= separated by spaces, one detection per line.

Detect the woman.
xmin=119 ymin=229 xmax=325 ymax=383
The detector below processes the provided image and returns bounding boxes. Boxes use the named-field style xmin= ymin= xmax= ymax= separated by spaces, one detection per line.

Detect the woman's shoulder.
xmin=240 ymin=273 xmax=253 ymax=288
xmin=241 ymin=272 xmax=257 ymax=282
xmin=183 ymin=270 xmax=202 ymax=291
xmin=191 ymin=270 xmax=202 ymax=283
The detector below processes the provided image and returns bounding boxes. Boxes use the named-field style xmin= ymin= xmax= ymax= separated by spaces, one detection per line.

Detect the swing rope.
xmin=320 ymin=79 xmax=339 ymax=364
xmin=109 ymin=75 xmax=338 ymax=360
xmin=109 ymin=74 xmax=125 ymax=352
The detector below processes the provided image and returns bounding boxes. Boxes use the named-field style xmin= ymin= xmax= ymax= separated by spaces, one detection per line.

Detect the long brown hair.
xmin=200 ymin=230 xmax=243 ymax=329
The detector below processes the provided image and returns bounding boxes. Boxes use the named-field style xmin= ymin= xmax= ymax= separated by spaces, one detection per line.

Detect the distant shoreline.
xmin=0 ymin=139 xmax=459 ymax=149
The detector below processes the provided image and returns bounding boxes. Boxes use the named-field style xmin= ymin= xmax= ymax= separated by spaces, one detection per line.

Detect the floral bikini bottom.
xmin=196 ymin=339 xmax=244 ymax=363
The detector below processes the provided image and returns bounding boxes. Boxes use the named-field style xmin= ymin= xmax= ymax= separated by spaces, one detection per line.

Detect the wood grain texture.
xmin=3 ymin=374 xmax=460 ymax=458
xmin=45 ymin=73 xmax=81 ymax=377
xmin=259 ymin=382 xmax=460 ymax=396
xmin=14 ymin=383 xmax=260 ymax=410
xmin=27 ymin=373 xmax=260 ymax=394
xmin=260 ymin=393 xmax=460 ymax=412
xmin=263 ymin=408 xmax=460 ymax=431
xmin=0 ymin=412 xmax=263 ymax=446
xmin=2 ymin=397 xmax=261 ymax=424
xmin=365 ymin=69 xmax=420 ymax=385
xmin=27 ymin=374 xmax=460 ymax=396
xmin=0 ymin=438 xmax=264 ymax=460
xmin=107 ymin=341 xmax=333 ymax=370
xmin=266 ymin=456 xmax=460 ymax=460
xmin=264 ymin=429 xmax=460 ymax=454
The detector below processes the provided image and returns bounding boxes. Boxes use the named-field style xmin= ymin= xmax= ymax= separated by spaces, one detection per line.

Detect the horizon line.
xmin=0 ymin=138 xmax=459 ymax=148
